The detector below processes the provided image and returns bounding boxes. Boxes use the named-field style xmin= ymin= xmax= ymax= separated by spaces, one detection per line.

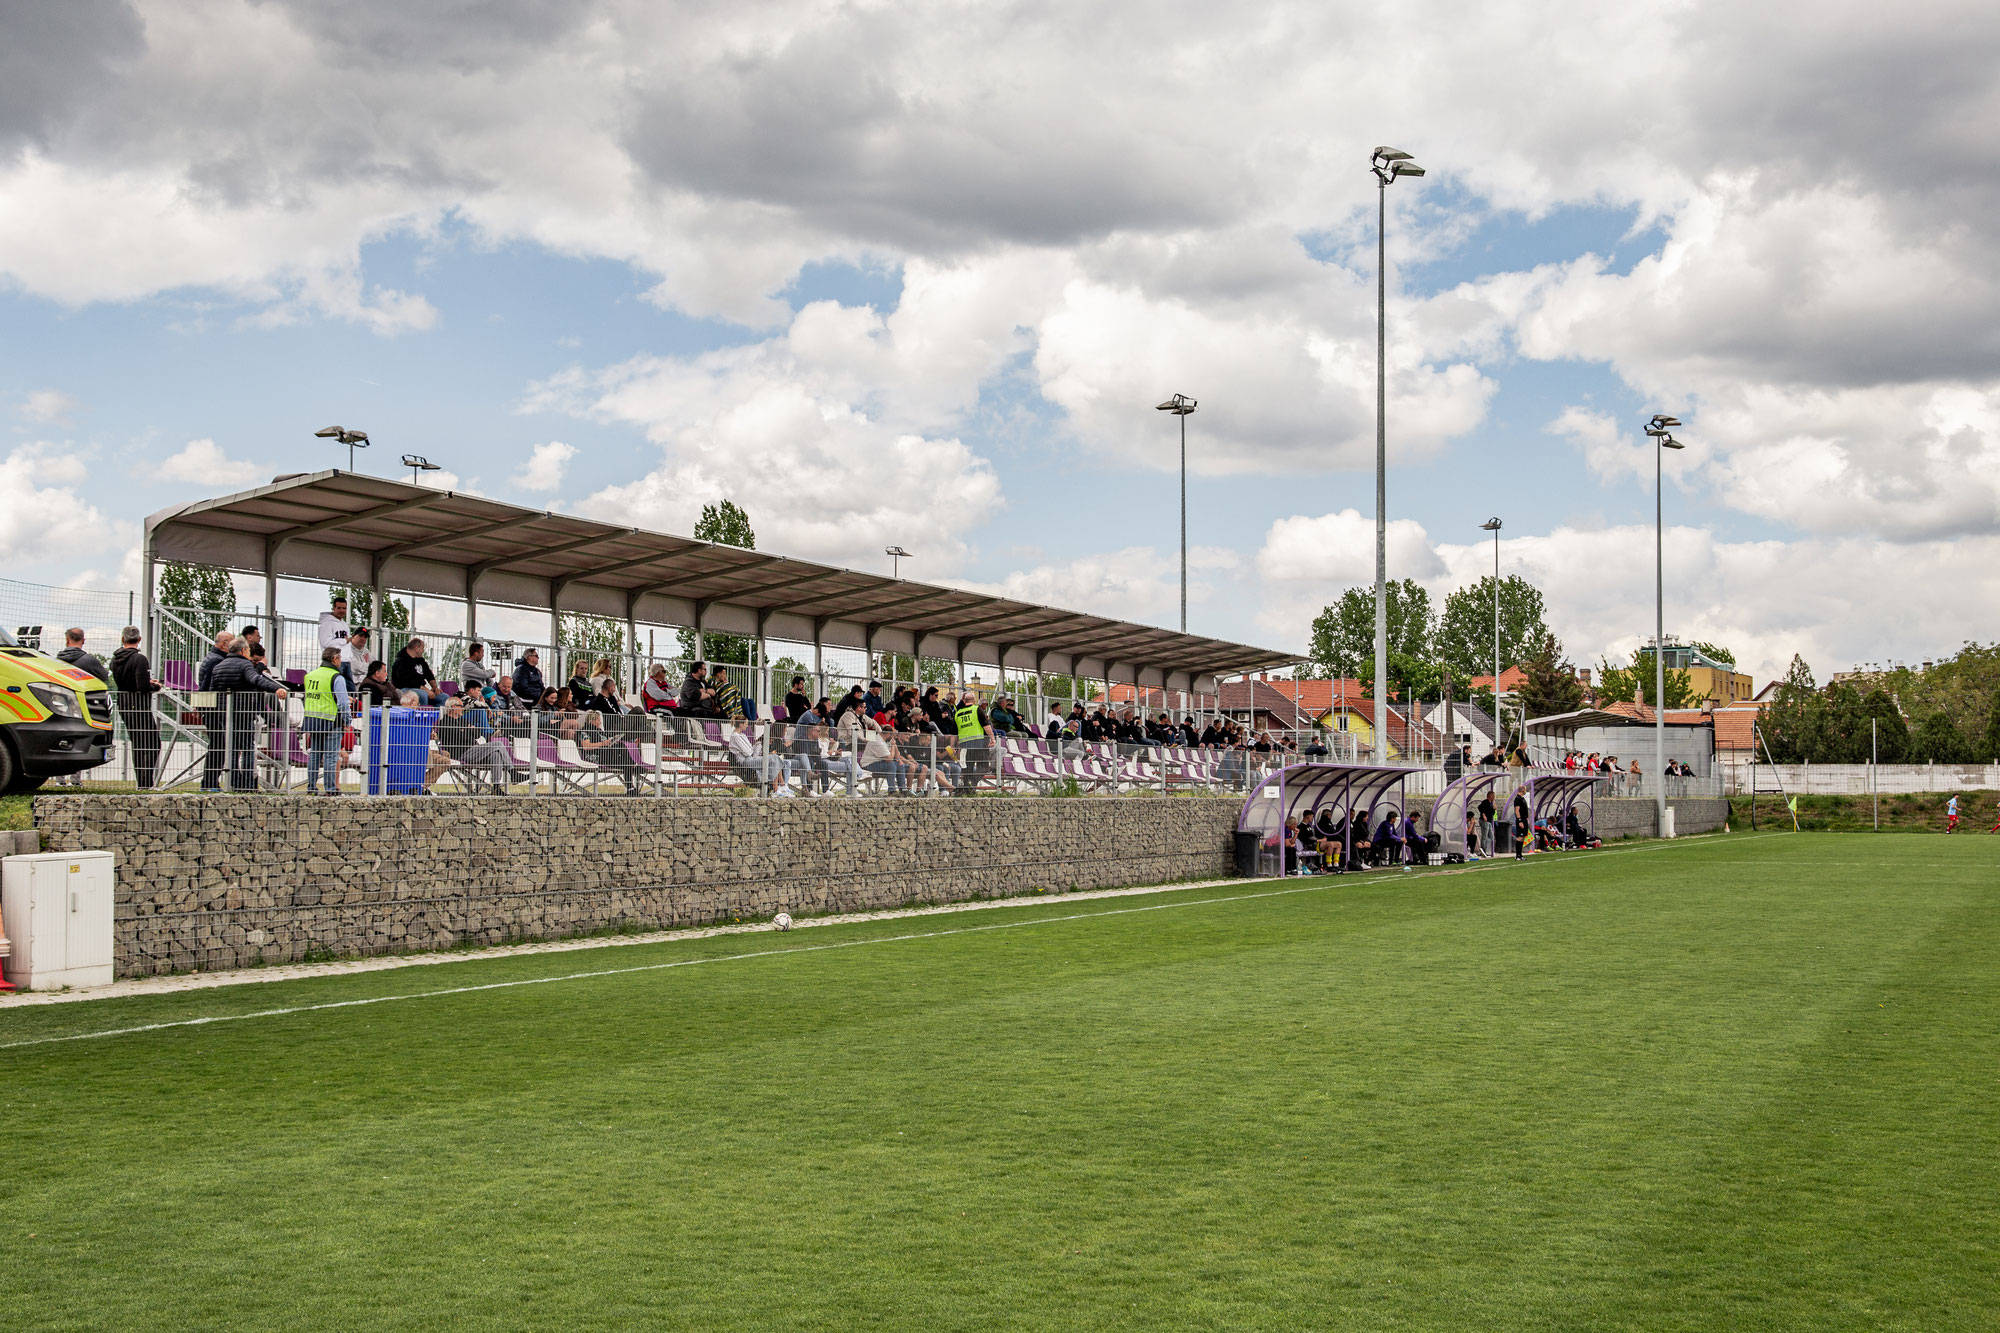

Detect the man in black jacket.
xmin=109 ymin=627 xmax=163 ymax=789
xmin=195 ymin=628 xmax=234 ymax=791
xmin=55 ymin=627 xmax=111 ymax=684
xmin=512 ymin=649 xmax=547 ymax=706
xmin=390 ymin=639 xmax=440 ymax=705
xmin=209 ymin=635 xmax=289 ymax=792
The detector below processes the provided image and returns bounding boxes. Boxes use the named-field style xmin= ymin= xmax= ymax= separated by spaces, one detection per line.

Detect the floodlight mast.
xmin=1644 ymin=413 xmax=1687 ymax=834
xmin=402 ymin=454 xmax=441 ymax=485
xmin=1481 ymin=518 xmax=1502 ymax=750
xmin=885 ymin=545 xmax=912 ymax=579
xmin=1369 ymin=146 xmax=1425 ymax=764
xmin=1155 ymin=393 xmax=1197 ymax=633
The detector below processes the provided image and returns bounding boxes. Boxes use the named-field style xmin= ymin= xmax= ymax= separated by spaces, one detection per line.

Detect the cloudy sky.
xmin=4 ymin=0 xmax=1998 ymax=685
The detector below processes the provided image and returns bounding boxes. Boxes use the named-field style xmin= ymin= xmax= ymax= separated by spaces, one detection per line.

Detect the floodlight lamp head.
xmin=402 ymin=454 xmax=440 ymax=472
xmin=885 ymin=545 xmax=912 ymax=558
xmin=1480 ymin=517 xmax=1503 ymax=531
xmin=314 ymin=425 xmax=344 ymax=439
xmin=1660 ymin=436 xmax=1686 ymax=450
xmin=1372 ymin=147 xmax=1413 ymax=163
xmin=1155 ymin=393 xmax=1197 ymax=414
xmin=1391 ymin=160 xmax=1427 ymax=177
xmin=1649 ymin=414 xmax=1681 ymax=430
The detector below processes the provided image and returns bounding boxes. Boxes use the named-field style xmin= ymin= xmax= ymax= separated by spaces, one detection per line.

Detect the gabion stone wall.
xmin=32 ymin=795 xmax=1243 ymax=978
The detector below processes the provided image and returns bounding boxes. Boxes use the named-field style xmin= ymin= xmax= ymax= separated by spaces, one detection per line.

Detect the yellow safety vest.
xmin=954 ymin=703 xmax=982 ymax=738
xmin=303 ymin=666 xmax=340 ymax=720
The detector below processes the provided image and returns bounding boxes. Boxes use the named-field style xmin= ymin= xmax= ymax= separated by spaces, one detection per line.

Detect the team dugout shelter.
xmin=142 ymin=471 xmax=1296 ymax=703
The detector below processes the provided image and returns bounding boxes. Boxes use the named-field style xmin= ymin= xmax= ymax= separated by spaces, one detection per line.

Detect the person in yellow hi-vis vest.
xmin=952 ymin=692 xmax=990 ymax=794
xmin=301 ymin=646 xmax=352 ymax=796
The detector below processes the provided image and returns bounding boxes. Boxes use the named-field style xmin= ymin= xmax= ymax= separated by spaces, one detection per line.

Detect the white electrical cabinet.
xmin=2 ymin=850 xmax=116 ymax=990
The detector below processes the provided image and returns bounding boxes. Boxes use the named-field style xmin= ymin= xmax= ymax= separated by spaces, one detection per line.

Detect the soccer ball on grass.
xmin=774 ymin=912 xmax=793 ymax=932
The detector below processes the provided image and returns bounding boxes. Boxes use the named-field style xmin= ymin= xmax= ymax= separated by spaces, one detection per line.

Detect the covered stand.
xmin=1236 ymin=763 xmax=1411 ymax=874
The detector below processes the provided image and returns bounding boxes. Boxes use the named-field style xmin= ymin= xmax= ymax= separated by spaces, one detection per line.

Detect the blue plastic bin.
xmin=364 ymin=706 xmax=440 ymax=795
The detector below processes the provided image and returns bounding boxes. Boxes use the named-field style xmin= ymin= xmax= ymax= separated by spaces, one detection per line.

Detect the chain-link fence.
xmin=0 ymin=576 xmax=137 ymax=655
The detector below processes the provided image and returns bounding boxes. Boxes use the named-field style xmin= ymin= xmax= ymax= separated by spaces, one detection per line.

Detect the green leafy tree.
xmin=1630 ymin=650 xmax=1698 ymax=709
xmin=1307 ymin=580 xmax=1432 ymax=680
xmin=1689 ymin=641 xmax=1736 ymax=666
xmin=1861 ymin=688 xmax=1909 ymax=763
xmin=1882 ymin=642 xmax=1999 ymax=749
xmin=1818 ymin=683 xmax=1875 ymax=763
xmin=1595 ymin=658 xmax=1636 ymax=705
xmin=558 ymin=614 xmax=628 ymax=681
xmin=871 ymin=653 xmax=958 ymax=688
xmin=1908 ymin=711 xmax=1972 ymax=764
xmin=157 ymin=561 xmax=237 ymax=639
xmin=1983 ymin=691 xmax=2000 ymax=763
xmin=676 ymin=500 xmax=757 ymax=666
xmin=1435 ymin=574 xmax=1548 ymax=677
xmin=1759 ymin=655 xmax=1826 ymax=762
xmin=1516 ymin=631 xmax=1584 ymax=720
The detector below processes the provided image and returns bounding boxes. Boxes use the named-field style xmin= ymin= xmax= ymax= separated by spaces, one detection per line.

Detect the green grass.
xmin=4 ymin=833 xmax=1997 ymax=1330
xmin=1734 ymin=789 xmax=1998 ymax=833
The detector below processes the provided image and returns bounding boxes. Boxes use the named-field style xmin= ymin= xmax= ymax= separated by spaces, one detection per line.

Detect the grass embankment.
xmin=0 ymin=792 xmax=32 ymax=831
xmin=4 ymin=834 xmax=1999 ymax=1330
xmin=1733 ymin=789 xmax=1998 ymax=832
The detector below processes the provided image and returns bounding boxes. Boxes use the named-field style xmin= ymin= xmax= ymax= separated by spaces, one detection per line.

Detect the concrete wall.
xmin=1591 ymin=797 xmax=1730 ymax=840
xmin=32 ymin=795 xmax=1242 ymax=978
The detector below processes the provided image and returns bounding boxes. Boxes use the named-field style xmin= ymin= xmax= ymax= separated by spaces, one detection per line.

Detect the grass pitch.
xmin=4 ymin=832 xmax=1996 ymax=1331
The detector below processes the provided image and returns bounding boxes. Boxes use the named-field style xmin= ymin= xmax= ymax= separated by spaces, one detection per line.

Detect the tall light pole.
xmin=315 ymin=425 xmax=370 ymax=471
xmin=1645 ymin=414 xmax=1686 ymax=833
xmin=1371 ymin=146 xmax=1425 ymax=764
xmin=1155 ymin=394 xmax=1197 ymax=633
xmin=1481 ymin=517 xmax=1502 ymax=750
xmin=885 ymin=545 xmax=911 ymax=579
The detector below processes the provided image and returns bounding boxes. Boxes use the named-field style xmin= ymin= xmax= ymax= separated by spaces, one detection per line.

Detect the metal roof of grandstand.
xmin=143 ymin=471 xmax=1295 ymax=691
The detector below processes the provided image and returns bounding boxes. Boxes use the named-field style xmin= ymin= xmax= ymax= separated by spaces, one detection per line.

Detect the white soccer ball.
xmin=774 ymin=912 xmax=793 ymax=932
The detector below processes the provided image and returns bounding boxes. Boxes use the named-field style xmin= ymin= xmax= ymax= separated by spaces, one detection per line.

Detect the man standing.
xmin=208 ymin=635 xmax=289 ymax=792
xmin=1475 ymin=791 xmax=1496 ymax=858
xmin=301 ymin=646 xmax=352 ymax=796
xmin=56 ymin=627 xmax=111 ymax=684
xmin=109 ymin=627 xmax=163 ymax=789
xmin=1511 ymin=789 xmax=1532 ymax=860
xmin=196 ymin=628 xmax=235 ymax=792
xmin=319 ymin=596 xmax=351 ymax=663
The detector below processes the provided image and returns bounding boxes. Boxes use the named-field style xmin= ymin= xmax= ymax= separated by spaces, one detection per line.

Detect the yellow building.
xmin=1650 ymin=640 xmax=1754 ymax=706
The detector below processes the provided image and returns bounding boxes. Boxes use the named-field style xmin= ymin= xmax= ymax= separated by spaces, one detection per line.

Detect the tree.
xmin=1908 ymin=711 xmax=1972 ymax=764
xmin=157 ymin=561 xmax=237 ymax=638
xmin=1306 ymin=580 xmax=1432 ymax=681
xmin=1882 ymin=642 xmax=1999 ymax=750
xmin=1629 ymin=649 xmax=1698 ymax=709
xmin=559 ymin=614 xmax=627 ymax=672
xmin=1759 ymin=655 xmax=1826 ymax=762
xmin=1595 ymin=657 xmax=1636 ymax=705
xmin=1690 ymin=640 xmax=1736 ymax=666
xmin=676 ymin=500 xmax=757 ymax=665
xmin=1435 ymin=574 xmax=1548 ymax=677
xmin=1515 ymin=631 xmax=1584 ymax=721
xmin=1818 ymin=683 xmax=1873 ymax=763
xmin=871 ymin=653 xmax=957 ymax=687
xmin=1861 ymin=688 xmax=1909 ymax=763
xmin=1983 ymin=691 xmax=2000 ymax=764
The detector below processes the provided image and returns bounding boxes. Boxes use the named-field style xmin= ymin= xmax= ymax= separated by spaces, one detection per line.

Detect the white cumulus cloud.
xmin=154 ymin=438 xmax=261 ymax=487
xmin=512 ymin=441 xmax=578 ymax=492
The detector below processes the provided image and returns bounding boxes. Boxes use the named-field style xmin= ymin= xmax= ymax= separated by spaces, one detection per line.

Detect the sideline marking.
xmin=1 ymin=832 xmax=1763 ymax=1050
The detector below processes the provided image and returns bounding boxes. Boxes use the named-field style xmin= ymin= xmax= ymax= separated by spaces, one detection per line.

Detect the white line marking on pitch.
xmin=0 ymin=832 xmax=1760 ymax=1049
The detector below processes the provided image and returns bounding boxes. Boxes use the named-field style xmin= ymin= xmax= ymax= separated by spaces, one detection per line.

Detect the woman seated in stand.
xmin=1314 ymin=807 xmax=1346 ymax=872
xmin=576 ymin=705 xmax=644 ymax=795
xmin=537 ymin=686 xmax=585 ymax=741
xmin=640 ymin=663 xmax=678 ymax=714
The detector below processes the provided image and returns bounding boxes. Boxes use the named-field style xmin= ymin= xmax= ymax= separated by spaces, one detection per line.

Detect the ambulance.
xmin=0 ymin=626 xmax=115 ymax=793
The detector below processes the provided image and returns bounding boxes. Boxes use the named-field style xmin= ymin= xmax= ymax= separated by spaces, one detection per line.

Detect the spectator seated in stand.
xmin=724 ymin=715 xmax=791 ymax=794
xmin=680 ymin=661 xmax=722 ymax=718
xmin=640 ymin=663 xmax=679 ymax=714
xmin=357 ymin=660 xmax=396 ymax=709
xmin=460 ymin=642 xmax=496 ymax=695
xmin=434 ymin=694 xmax=512 ymax=793
xmin=512 ymin=649 xmax=547 ymax=706
xmin=390 ymin=638 xmax=442 ymax=705
xmin=576 ymin=704 xmax=645 ymax=795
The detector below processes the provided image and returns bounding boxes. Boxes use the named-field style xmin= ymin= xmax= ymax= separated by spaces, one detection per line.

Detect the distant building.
xmin=1641 ymin=637 xmax=1754 ymax=706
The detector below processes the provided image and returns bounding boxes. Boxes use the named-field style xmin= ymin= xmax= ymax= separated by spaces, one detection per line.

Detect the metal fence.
xmin=0 ymin=576 xmax=137 ymax=654
xmin=73 ymin=690 xmax=1388 ymax=799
